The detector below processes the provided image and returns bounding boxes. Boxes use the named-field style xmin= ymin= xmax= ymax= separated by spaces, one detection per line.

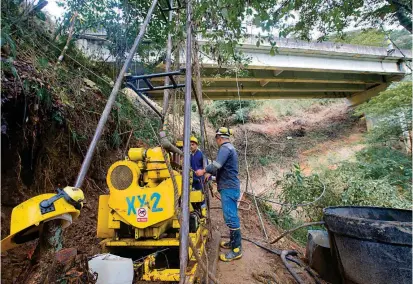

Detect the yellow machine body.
xmin=1 ymin=187 xmax=83 ymax=252
xmin=97 ymin=146 xmax=208 ymax=282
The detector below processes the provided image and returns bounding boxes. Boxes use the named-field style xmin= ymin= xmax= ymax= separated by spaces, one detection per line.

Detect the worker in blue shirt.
xmin=195 ymin=127 xmax=242 ymax=262
xmin=190 ymin=136 xmax=204 ymax=191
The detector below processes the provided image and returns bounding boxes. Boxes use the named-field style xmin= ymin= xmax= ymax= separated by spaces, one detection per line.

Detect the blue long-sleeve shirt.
xmin=205 ymin=142 xmax=240 ymax=190
xmin=191 ymin=149 xmax=204 ymax=190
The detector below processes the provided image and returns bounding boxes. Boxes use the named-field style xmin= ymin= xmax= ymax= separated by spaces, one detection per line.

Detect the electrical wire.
xmin=244 ymin=180 xmax=326 ymax=208
xmin=210 ymin=195 xmax=252 ymax=211
xmin=380 ymin=25 xmax=412 ymax=72
xmin=234 ymin=69 xmax=269 ymax=240
xmin=221 ymin=235 xmax=323 ymax=284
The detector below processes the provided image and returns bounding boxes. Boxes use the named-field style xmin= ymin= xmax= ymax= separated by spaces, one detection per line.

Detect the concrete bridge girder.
xmin=346 ymin=83 xmax=390 ymax=106
xmin=76 ymin=34 xmax=411 ymax=103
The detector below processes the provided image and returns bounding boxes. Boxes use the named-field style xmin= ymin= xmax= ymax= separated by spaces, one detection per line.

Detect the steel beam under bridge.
xmin=145 ymin=38 xmax=411 ymax=104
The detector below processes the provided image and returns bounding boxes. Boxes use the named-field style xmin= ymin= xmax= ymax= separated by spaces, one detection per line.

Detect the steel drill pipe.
xmin=126 ymin=83 xmax=163 ymax=119
xmin=191 ymin=79 xmax=206 ymax=153
xmin=179 ymin=0 xmax=192 ymax=282
xmin=74 ymin=0 xmax=159 ymax=188
xmin=162 ymin=0 xmax=174 ymax=116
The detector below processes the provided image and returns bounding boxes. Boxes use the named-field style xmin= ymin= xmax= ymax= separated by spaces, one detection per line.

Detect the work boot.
xmin=220 ymin=240 xmax=231 ymax=249
xmin=232 ymin=228 xmax=242 ymax=249
xmin=220 ymin=228 xmax=236 ymax=249
xmin=220 ymin=228 xmax=242 ymax=261
xmin=219 ymin=247 xmax=242 ymax=262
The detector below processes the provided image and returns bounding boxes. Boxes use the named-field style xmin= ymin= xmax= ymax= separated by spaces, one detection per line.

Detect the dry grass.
xmin=249 ymin=99 xmax=342 ymax=123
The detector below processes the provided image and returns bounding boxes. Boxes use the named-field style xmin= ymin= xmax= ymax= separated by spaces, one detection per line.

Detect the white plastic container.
xmin=88 ymin=254 xmax=134 ymax=284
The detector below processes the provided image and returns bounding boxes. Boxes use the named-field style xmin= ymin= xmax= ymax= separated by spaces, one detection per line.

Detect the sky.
xmin=43 ymin=0 xmax=65 ymax=20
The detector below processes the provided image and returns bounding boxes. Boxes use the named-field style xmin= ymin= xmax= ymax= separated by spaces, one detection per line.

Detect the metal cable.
xmin=35 ymin=32 xmax=117 ymax=88
xmin=147 ymin=120 xmax=180 ymax=215
xmin=380 ymin=25 xmax=412 ymax=72
xmin=244 ymin=180 xmax=326 ymax=208
xmin=234 ymin=69 xmax=268 ymax=240
xmin=270 ymin=221 xmax=325 ymax=244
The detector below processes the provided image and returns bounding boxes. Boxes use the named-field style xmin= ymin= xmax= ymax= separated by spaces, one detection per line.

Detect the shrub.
xmin=204 ymin=100 xmax=257 ymax=127
xmin=271 ymin=149 xmax=411 ymax=223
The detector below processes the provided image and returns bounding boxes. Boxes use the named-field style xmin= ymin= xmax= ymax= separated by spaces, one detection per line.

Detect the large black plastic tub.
xmin=323 ymin=206 xmax=412 ymax=284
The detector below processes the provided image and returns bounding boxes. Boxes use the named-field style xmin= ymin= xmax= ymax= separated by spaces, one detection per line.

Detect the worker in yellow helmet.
xmin=190 ymin=136 xmax=204 ymax=191
xmin=195 ymin=127 xmax=242 ymax=262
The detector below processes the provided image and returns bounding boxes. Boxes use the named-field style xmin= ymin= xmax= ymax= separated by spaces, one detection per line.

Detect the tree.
xmin=355 ymin=81 xmax=412 ymax=117
xmin=329 ymin=28 xmax=412 ymax=49
xmin=253 ymin=0 xmax=411 ymax=41
xmin=57 ymin=0 xmax=411 ymax=69
xmin=356 ymin=82 xmax=412 ymax=146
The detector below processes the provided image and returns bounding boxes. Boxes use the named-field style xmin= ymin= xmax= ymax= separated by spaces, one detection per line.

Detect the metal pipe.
xmin=160 ymin=131 xmax=183 ymax=155
xmin=166 ymin=0 xmax=173 ymax=10
xmin=192 ymin=40 xmax=206 ymax=153
xmin=74 ymin=0 xmax=159 ymax=188
xmin=162 ymin=0 xmax=174 ymax=117
xmin=126 ymin=83 xmax=185 ymax=92
xmin=191 ymin=80 xmax=206 ymax=162
xmin=179 ymin=0 xmax=192 ymax=282
xmin=126 ymin=83 xmax=163 ymax=119
xmin=125 ymin=69 xmax=183 ymax=81
xmin=200 ymin=116 xmax=206 ymax=155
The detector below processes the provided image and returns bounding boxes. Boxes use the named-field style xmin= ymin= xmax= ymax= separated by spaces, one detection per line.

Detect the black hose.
xmin=286 ymin=257 xmax=323 ymax=284
xmin=281 ymin=250 xmax=305 ymax=284
xmin=222 ymin=236 xmax=322 ymax=284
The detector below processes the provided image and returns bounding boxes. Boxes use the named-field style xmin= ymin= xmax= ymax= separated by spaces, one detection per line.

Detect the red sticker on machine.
xmin=137 ymin=207 xmax=148 ymax=222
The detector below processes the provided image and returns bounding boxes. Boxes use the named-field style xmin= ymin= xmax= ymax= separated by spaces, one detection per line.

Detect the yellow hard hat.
xmin=215 ymin=127 xmax=233 ymax=138
xmin=1 ymin=186 xmax=84 ymax=252
xmin=176 ymin=140 xmax=183 ymax=147
xmin=190 ymin=136 xmax=198 ymax=144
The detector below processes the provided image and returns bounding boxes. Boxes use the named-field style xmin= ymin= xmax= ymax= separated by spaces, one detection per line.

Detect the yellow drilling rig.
xmin=1 ymin=141 xmax=210 ymax=282
xmin=98 ymin=143 xmax=209 ymax=281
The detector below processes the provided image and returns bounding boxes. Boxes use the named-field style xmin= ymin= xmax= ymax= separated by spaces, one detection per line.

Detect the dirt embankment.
xmin=229 ymin=102 xmax=365 ymax=195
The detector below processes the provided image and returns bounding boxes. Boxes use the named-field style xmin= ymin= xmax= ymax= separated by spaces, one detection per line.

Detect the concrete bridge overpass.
xmin=76 ymin=34 xmax=412 ymax=104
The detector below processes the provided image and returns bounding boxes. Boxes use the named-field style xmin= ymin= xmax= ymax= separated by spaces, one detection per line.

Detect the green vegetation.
xmin=58 ymin=0 xmax=412 ymax=75
xmin=358 ymin=82 xmax=412 ymax=144
xmin=1 ymin=0 xmax=159 ymax=145
xmin=204 ymin=100 xmax=257 ymax=127
xmin=205 ymin=99 xmax=339 ymax=126
xmin=329 ymin=28 xmax=412 ymax=49
xmin=389 ymin=29 xmax=413 ymax=49
xmin=261 ymin=82 xmax=412 ymax=245
xmin=330 ymin=29 xmax=387 ymax=46
xmin=0 ymin=0 xmax=160 ymax=193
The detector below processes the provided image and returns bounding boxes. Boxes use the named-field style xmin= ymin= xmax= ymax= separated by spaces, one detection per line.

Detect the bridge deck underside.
xmin=144 ymin=69 xmax=403 ymax=100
